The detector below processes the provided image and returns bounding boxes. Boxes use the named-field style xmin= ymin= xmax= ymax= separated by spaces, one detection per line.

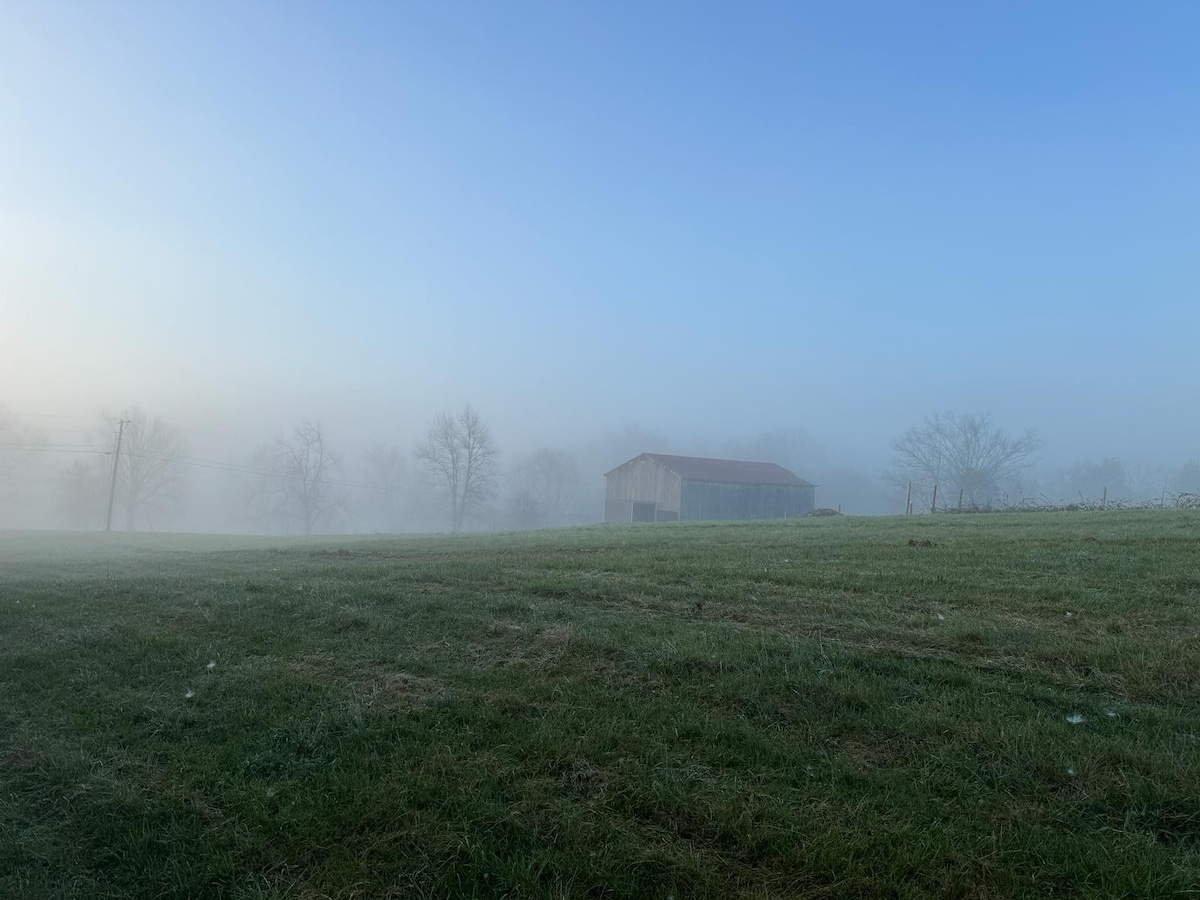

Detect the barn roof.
xmin=608 ymin=453 xmax=814 ymax=487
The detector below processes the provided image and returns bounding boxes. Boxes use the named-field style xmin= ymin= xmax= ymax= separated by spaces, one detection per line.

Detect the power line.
xmin=0 ymin=426 xmax=101 ymax=434
xmin=6 ymin=412 xmax=109 ymax=421
xmin=0 ymin=445 xmax=412 ymax=492
xmin=126 ymin=450 xmax=427 ymax=495
xmin=0 ymin=445 xmax=109 ymax=455
xmin=0 ymin=441 xmax=102 ymax=448
xmin=0 ymin=423 xmax=425 ymax=495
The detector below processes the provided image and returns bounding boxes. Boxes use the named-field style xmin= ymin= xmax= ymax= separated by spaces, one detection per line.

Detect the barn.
xmin=604 ymin=453 xmax=815 ymax=523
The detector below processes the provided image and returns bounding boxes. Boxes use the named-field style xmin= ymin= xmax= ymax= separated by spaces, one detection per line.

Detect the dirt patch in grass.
xmin=487 ymin=622 xmax=526 ymax=635
xmin=0 ymin=742 xmax=45 ymax=773
xmin=289 ymin=653 xmax=443 ymax=710
xmin=552 ymin=756 xmax=615 ymax=800
xmin=502 ymin=624 xmax=576 ymax=673
xmin=833 ymin=731 xmax=932 ymax=770
xmin=908 ymin=538 xmax=939 ymax=548
xmin=372 ymin=672 xmax=442 ymax=710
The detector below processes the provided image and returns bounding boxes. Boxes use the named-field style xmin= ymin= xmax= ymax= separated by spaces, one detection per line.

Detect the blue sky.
xmin=3 ymin=1 xmax=1198 ymax=463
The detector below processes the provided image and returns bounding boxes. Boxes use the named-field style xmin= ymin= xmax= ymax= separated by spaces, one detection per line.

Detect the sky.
xmin=3 ymin=0 xmax=1198 ymax=468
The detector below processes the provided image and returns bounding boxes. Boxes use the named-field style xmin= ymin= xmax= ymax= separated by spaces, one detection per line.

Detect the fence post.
xmin=905 ymin=481 xmax=912 ymax=515
xmin=958 ymin=488 xmax=964 ymax=511
xmin=931 ymin=484 xmax=938 ymax=514
xmin=1101 ymin=486 xmax=1107 ymax=510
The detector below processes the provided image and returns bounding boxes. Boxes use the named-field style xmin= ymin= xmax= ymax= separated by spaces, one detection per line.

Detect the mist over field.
xmin=2 ymin=2 xmax=1198 ymax=533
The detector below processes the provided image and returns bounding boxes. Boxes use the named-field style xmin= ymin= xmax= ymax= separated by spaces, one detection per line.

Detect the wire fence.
xmin=901 ymin=479 xmax=1200 ymax=515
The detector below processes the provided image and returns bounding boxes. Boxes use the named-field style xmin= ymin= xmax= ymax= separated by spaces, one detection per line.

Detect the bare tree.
xmin=103 ymin=407 xmax=187 ymax=530
xmin=0 ymin=405 xmax=47 ymax=497
xmin=891 ymin=412 xmax=1041 ymax=506
xmin=507 ymin=488 xmax=542 ymax=530
xmin=415 ymin=406 xmax=499 ymax=532
xmin=507 ymin=447 xmax=581 ymax=528
xmin=362 ymin=442 xmax=407 ymax=532
xmin=1172 ymin=459 xmax=1200 ymax=495
xmin=56 ymin=459 xmax=107 ymax=529
xmin=248 ymin=420 xmax=345 ymax=535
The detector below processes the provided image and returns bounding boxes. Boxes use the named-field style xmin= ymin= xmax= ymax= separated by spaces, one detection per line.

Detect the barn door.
xmin=631 ymin=501 xmax=657 ymax=523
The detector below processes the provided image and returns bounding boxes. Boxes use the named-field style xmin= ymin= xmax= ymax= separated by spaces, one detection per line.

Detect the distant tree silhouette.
xmin=415 ymin=406 xmax=498 ymax=532
xmin=248 ymin=420 xmax=344 ymax=535
xmin=507 ymin=448 xmax=581 ymax=529
xmin=362 ymin=442 xmax=407 ymax=532
xmin=891 ymin=412 xmax=1041 ymax=506
xmin=104 ymin=407 xmax=187 ymax=530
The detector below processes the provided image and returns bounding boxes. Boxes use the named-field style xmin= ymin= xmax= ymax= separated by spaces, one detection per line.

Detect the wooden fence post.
xmin=931 ymin=484 xmax=938 ymax=514
xmin=905 ymin=481 xmax=912 ymax=515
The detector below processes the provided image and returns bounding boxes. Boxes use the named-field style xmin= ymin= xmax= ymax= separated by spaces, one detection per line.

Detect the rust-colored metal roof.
xmin=609 ymin=453 xmax=814 ymax=487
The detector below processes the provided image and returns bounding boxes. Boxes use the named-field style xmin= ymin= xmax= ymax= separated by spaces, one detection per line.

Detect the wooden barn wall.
xmin=604 ymin=457 xmax=682 ymax=513
xmin=679 ymin=481 xmax=814 ymax=521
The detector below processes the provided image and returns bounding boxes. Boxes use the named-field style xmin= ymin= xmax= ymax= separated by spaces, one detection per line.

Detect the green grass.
xmin=2 ymin=512 xmax=1199 ymax=898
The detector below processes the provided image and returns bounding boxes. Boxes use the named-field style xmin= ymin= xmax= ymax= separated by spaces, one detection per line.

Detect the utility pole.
xmin=105 ymin=419 xmax=128 ymax=532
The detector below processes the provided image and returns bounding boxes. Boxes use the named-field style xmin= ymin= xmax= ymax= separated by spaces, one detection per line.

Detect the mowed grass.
xmin=1 ymin=513 xmax=1199 ymax=899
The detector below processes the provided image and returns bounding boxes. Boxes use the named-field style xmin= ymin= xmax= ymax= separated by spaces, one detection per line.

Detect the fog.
xmin=3 ymin=3 xmax=1197 ymax=534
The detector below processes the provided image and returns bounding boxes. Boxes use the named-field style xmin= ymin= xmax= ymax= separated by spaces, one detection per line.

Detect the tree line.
xmin=2 ymin=404 xmax=1198 ymax=531
xmin=31 ymin=405 xmax=583 ymax=535
xmin=886 ymin=411 xmax=1200 ymax=511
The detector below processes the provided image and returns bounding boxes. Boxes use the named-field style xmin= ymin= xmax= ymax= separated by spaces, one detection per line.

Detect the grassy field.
xmin=1 ymin=512 xmax=1199 ymax=899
